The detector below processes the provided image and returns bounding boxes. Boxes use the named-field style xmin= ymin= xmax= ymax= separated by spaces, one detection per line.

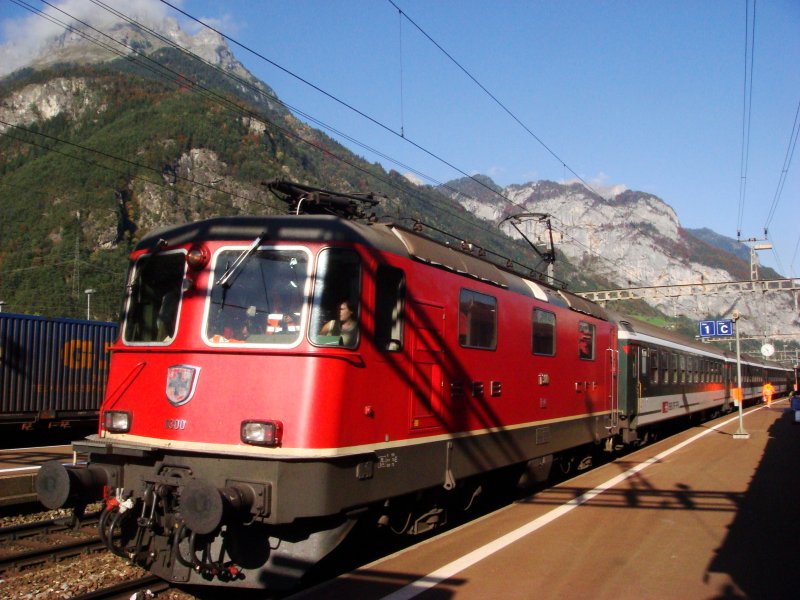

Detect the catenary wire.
xmin=29 ymin=0 xmax=561 ymax=263
xmin=763 ymin=96 xmax=800 ymax=231
xmin=737 ymin=0 xmax=756 ymax=238
xmin=386 ymin=0 xmax=602 ymax=199
xmin=148 ymin=0 xmax=650 ymax=278
xmin=10 ymin=1 xmax=448 ymax=222
xmin=55 ymin=0 xmax=520 ymax=239
xmin=155 ymin=0 xmax=518 ymax=205
xmin=7 ymin=1 xmax=697 ymax=288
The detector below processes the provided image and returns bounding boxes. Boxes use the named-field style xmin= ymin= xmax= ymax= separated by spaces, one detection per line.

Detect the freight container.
xmin=0 ymin=312 xmax=117 ymax=431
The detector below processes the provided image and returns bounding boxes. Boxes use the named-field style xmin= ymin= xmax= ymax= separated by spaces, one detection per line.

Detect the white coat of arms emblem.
xmin=166 ymin=365 xmax=200 ymax=406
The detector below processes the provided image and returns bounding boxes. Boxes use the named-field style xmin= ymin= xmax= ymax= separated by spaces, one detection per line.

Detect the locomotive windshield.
xmin=123 ymin=251 xmax=186 ymax=343
xmin=206 ymin=247 xmax=309 ymax=345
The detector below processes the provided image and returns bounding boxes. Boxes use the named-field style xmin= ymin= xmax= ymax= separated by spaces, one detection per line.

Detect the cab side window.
xmin=578 ymin=321 xmax=595 ymax=360
xmin=309 ymin=249 xmax=361 ymax=348
xmin=375 ymin=265 xmax=405 ymax=351
xmin=124 ymin=251 xmax=185 ymax=343
xmin=532 ymin=308 xmax=556 ymax=356
xmin=459 ymin=289 xmax=497 ymax=350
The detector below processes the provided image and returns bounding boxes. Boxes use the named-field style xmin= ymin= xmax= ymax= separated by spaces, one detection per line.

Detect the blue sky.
xmin=2 ymin=0 xmax=799 ymax=275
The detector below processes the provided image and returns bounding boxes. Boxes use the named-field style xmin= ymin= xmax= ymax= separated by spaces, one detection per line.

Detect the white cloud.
xmin=564 ymin=173 xmax=627 ymax=200
xmin=0 ymin=0 xmax=178 ymax=77
xmin=185 ymin=12 xmax=240 ymax=38
xmin=402 ymin=172 xmax=424 ymax=186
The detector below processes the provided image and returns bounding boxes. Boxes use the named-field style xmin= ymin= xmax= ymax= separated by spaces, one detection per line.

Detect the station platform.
xmin=0 ymin=444 xmax=75 ymax=507
xmin=295 ymin=399 xmax=799 ymax=600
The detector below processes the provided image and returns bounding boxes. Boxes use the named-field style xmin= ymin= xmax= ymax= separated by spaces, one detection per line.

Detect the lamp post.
xmin=84 ymin=288 xmax=96 ymax=321
xmin=732 ymin=311 xmax=750 ymax=440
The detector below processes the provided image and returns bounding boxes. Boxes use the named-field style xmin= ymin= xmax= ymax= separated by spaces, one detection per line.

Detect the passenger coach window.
xmin=532 ymin=308 xmax=556 ymax=356
xmin=459 ymin=289 xmax=497 ymax=349
xmin=640 ymin=348 xmax=648 ymax=378
xmin=375 ymin=265 xmax=405 ymax=351
xmin=650 ymin=350 xmax=659 ymax=384
xmin=578 ymin=321 xmax=595 ymax=360
xmin=309 ymin=249 xmax=361 ymax=348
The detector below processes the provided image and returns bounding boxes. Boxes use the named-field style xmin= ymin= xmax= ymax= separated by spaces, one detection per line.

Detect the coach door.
xmin=637 ymin=345 xmax=651 ymax=405
xmin=631 ymin=345 xmax=659 ymax=416
xmin=625 ymin=343 xmax=643 ymax=413
xmin=408 ymin=300 xmax=445 ymax=430
xmin=606 ymin=342 xmax=619 ymax=430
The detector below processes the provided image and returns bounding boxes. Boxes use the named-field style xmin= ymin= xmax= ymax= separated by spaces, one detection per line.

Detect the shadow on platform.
xmin=704 ymin=408 xmax=800 ymax=599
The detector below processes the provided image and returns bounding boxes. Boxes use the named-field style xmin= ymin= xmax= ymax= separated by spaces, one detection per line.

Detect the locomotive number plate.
xmin=165 ymin=419 xmax=187 ymax=430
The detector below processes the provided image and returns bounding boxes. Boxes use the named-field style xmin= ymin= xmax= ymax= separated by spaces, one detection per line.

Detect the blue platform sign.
xmin=716 ymin=320 xmax=734 ymax=336
xmin=698 ymin=319 xmax=734 ymax=337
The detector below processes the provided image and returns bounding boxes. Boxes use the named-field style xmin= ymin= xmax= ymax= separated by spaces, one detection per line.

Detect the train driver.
xmin=320 ymin=300 xmax=359 ymax=347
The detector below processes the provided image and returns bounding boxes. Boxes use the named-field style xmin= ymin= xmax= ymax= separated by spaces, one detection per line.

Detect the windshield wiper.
xmin=215 ymin=231 xmax=268 ymax=288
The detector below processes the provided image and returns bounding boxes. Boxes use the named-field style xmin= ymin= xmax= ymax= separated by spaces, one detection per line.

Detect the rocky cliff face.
xmin=0 ymin=77 xmax=100 ymax=132
xmin=446 ymin=179 xmax=798 ymax=339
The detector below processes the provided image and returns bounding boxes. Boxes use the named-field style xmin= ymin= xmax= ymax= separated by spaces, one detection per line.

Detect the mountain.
xmin=0 ymin=12 xmax=796 ymax=352
xmin=441 ymin=177 xmax=798 ymax=341
xmin=684 ymin=228 xmax=781 ymax=280
xmin=685 ymin=228 xmax=751 ymax=263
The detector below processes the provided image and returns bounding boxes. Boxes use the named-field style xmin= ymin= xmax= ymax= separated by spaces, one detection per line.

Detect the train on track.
xmin=36 ymin=181 xmax=793 ymax=590
xmin=0 ymin=312 xmax=116 ymax=434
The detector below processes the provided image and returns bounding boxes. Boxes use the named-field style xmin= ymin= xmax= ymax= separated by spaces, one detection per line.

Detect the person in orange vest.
xmin=762 ymin=381 xmax=775 ymax=407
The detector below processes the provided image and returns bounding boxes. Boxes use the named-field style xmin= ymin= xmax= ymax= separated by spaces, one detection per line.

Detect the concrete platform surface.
xmin=295 ymin=400 xmax=799 ymax=600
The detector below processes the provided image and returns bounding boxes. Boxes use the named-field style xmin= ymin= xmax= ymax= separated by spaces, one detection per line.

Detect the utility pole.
xmin=749 ymin=242 xmax=772 ymax=281
xmin=85 ymin=288 xmax=95 ymax=321
xmin=737 ymin=233 xmax=772 ymax=281
xmin=72 ymin=211 xmax=81 ymax=299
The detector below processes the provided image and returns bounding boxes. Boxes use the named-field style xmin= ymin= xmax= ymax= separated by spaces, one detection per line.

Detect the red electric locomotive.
xmin=37 ymin=181 xmax=621 ymax=589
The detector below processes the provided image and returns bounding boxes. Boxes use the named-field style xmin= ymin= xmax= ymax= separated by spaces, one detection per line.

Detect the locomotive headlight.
xmin=241 ymin=420 xmax=283 ymax=447
xmin=103 ymin=410 xmax=131 ymax=433
xmin=186 ymin=245 xmax=210 ymax=270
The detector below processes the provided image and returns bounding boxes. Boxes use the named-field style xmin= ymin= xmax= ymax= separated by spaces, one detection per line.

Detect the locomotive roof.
xmin=134 ymin=215 xmax=404 ymax=253
xmin=136 ymin=215 xmax=610 ymax=319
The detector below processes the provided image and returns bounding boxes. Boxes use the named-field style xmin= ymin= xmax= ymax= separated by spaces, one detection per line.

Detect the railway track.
xmin=0 ymin=514 xmax=104 ymax=575
xmin=71 ymin=574 xmax=171 ymax=599
xmin=0 ymin=512 xmax=183 ymax=598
